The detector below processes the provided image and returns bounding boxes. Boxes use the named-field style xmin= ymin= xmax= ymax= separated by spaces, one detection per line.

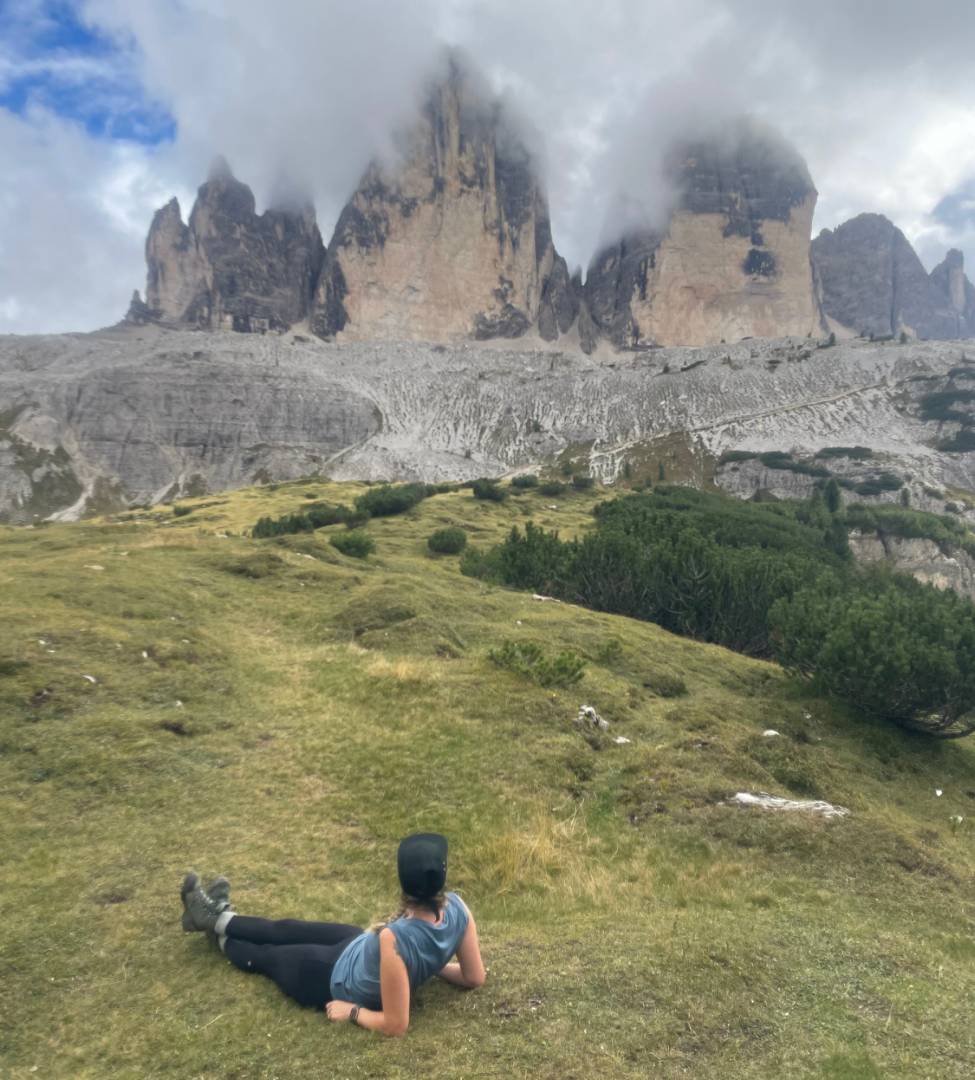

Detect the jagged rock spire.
xmin=812 ymin=214 xmax=967 ymax=340
xmin=310 ymin=48 xmax=576 ymax=343
xmin=583 ymin=118 xmax=823 ymax=351
xmin=141 ymin=159 xmax=324 ymax=333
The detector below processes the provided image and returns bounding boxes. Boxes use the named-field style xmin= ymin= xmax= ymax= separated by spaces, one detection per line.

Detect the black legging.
xmin=224 ymin=916 xmax=364 ymax=1009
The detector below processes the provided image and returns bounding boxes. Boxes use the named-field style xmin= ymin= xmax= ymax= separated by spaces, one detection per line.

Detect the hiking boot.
xmin=180 ymin=871 xmax=200 ymax=931
xmin=181 ymin=872 xmax=232 ymax=933
xmin=206 ymin=875 xmax=231 ymax=910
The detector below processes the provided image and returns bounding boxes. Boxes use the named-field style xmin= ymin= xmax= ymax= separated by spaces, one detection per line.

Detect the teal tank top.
xmin=329 ymin=892 xmax=470 ymax=1008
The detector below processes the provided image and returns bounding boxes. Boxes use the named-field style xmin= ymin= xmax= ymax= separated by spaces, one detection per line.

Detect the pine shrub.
xmin=428 ymin=527 xmax=468 ymax=554
xmin=472 ymin=478 xmax=506 ymax=502
xmin=489 ymin=640 xmax=585 ymax=688
xmin=329 ymin=530 xmax=375 ymax=558
xmin=354 ymin=483 xmax=428 ymax=518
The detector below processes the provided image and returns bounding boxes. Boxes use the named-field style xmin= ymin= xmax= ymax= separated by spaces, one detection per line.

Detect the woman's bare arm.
xmin=326 ymin=929 xmax=410 ymax=1036
xmin=438 ymin=910 xmax=485 ymax=989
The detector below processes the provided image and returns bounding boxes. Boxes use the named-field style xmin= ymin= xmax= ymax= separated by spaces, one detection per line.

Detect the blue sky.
xmin=0 ymin=1 xmax=174 ymax=143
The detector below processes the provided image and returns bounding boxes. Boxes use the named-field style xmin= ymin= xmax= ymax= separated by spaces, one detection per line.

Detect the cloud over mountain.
xmin=2 ymin=0 xmax=975 ymax=333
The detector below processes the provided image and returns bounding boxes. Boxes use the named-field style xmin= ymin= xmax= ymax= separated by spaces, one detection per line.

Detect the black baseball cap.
xmin=397 ymin=833 xmax=448 ymax=898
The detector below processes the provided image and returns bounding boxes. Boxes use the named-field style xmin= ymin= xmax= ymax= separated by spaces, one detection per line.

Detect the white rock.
xmin=935 ymin=789 xmax=943 ymax=797
xmin=142 ymin=650 xmax=149 ymax=659
xmin=532 ymin=593 xmax=561 ymax=603
xmin=576 ymin=705 xmax=609 ymax=731
xmin=613 ymin=735 xmax=631 ymax=745
xmin=81 ymin=674 xmax=97 ymax=684
xmin=84 ymin=564 xmax=105 ymax=571
xmin=762 ymin=729 xmax=781 ymax=737
xmin=729 ymin=792 xmax=850 ymax=819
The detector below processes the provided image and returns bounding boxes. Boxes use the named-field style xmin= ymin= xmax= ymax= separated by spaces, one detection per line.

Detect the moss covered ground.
xmin=2 ymin=480 xmax=974 ymax=1078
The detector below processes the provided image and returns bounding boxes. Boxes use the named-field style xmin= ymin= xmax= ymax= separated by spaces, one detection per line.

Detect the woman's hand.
xmin=325 ymin=999 xmax=356 ymax=1023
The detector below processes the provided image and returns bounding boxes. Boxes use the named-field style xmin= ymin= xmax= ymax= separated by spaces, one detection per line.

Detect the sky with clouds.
xmin=2 ymin=0 xmax=974 ymax=335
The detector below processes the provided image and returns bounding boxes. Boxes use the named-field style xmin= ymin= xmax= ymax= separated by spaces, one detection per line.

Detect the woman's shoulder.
xmin=446 ymin=891 xmax=471 ymax=921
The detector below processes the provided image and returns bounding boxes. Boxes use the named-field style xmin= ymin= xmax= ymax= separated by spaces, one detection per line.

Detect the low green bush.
xmin=467 ymin=487 xmax=975 ymax=737
xmin=329 ymin=530 xmax=375 ymax=558
xmin=919 ymin=389 xmax=975 ymax=423
xmin=572 ymin=474 xmax=595 ymax=490
xmin=472 ymin=478 xmax=506 ymax=502
xmin=252 ymin=502 xmax=351 ymax=538
xmin=354 ymin=483 xmax=429 ymax=518
xmin=854 ymin=473 xmax=904 ymax=496
xmin=937 ymin=429 xmax=975 ymax=453
xmin=816 ymin=446 xmax=874 ymax=460
xmin=172 ymin=504 xmax=193 ymax=517
xmin=511 ymin=474 xmax=539 ymax=489
xmin=489 ymin=640 xmax=585 ymax=688
xmin=427 ymin=527 xmax=468 ymax=555
xmin=539 ymin=481 xmax=566 ymax=496
xmin=594 ymin=638 xmax=624 ymax=666
xmin=772 ymin=574 xmax=975 ymax=737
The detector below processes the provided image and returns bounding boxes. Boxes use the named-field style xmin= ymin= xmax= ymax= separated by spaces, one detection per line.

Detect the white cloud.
xmin=0 ymin=107 xmax=179 ymax=334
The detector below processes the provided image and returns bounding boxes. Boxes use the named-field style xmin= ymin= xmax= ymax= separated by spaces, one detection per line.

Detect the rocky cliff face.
xmin=848 ymin=531 xmax=975 ymax=602
xmin=811 ymin=214 xmax=971 ymax=340
xmin=139 ymin=158 xmax=325 ymax=333
xmin=6 ymin=326 xmax=975 ymax=526
xmin=583 ymin=121 xmax=823 ymax=351
xmin=310 ymin=53 xmax=576 ymax=344
xmin=930 ymin=249 xmax=975 ymax=338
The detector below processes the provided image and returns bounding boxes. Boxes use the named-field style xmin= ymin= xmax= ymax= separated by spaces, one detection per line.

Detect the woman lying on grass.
xmin=179 ymin=833 xmax=485 ymax=1037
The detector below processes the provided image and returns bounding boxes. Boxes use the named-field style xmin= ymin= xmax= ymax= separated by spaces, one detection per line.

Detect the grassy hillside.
xmin=2 ymin=480 xmax=974 ymax=1079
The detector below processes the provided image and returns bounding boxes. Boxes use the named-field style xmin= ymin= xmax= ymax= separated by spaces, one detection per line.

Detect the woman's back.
xmin=330 ymin=892 xmax=470 ymax=1008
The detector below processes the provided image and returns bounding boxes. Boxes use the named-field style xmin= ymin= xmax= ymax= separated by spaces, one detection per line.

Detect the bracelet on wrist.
xmin=350 ymin=1005 xmax=360 ymax=1026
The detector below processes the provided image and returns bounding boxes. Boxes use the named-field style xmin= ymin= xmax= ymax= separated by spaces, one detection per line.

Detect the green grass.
xmin=2 ymin=480 xmax=975 ymax=1078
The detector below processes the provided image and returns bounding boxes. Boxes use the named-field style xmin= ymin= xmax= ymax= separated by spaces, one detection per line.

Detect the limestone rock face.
xmin=9 ymin=327 xmax=975 ymax=534
xmin=930 ymin=249 xmax=975 ymax=338
xmin=583 ymin=121 xmax=822 ymax=350
xmin=144 ymin=159 xmax=325 ymax=332
xmin=848 ymin=531 xmax=975 ymax=603
xmin=311 ymin=54 xmax=575 ymax=343
xmin=811 ymin=214 xmax=966 ymax=340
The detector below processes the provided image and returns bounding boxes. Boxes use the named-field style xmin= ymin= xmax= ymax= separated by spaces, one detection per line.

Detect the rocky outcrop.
xmin=310 ymin=52 xmax=576 ymax=344
xmin=930 ymin=249 xmax=975 ymax=338
xmin=141 ymin=158 xmax=325 ymax=333
xmin=848 ymin=531 xmax=975 ymax=602
xmin=811 ymin=214 xmax=970 ymax=340
xmin=583 ymin=120 xmax=823 ymax=350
